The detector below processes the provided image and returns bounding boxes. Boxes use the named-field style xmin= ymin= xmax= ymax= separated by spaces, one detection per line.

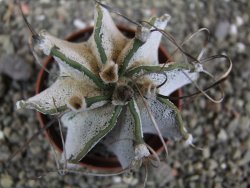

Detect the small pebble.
xmin=220 ymin=163 xmax=227 ymax=170
xmin=229 ymin=24 xmax=237 ymax=36
xmin=215 ymin=21 xmax=230 ymax=41
xmin=0 ymin=55 xmax=32 ymax=81
xmin=3 ymin=127 xmax=11 ymax=138
xmin=36 ymin=14 xmax=45 ymax=21
xmin=0 ymin=35 xmax=14 ymax=55
xmin=239 ymin=150 xmax=250 ymax=165
xmin=236 ymin=42 xmax=246 ymax=53
xmin=0 ymin=175 xmax=13 ymax=188
xmin=28 ymin=180 xmax=36 ymax=187
xmin=153 ymin=162 xmax=174 ymax=185
xmin=214 ymin=183 xmax=223 ymax=188
xmin=203 ymin=148 xmax=211 ymax=159
xmin=217 ymin=129 xmax=228 ymax=141
xmin=122 ymin=173 xmax=138 ymax=186
xmin=193 ymin=162 xmax=203 ymax=171
xmin=188 ymin=175 xmax=199 ymax=181
xmin=112 ymin=176 xmax=122 ymax=184
xmin=208 ymin=159 xmax=218 ymax=170
xmin=0 ymin=130 xmax=4 ymax=140
xmin=236 ymin=16 xmax=244 ymax=26
xmin=246 ymin=102 xmax=250 ymax=114
xmin=73 ymin=19 xmax=87 ymax=29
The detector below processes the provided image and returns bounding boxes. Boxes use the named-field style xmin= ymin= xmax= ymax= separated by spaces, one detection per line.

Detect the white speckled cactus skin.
xmin=16 ymin=2 xmax=203 ymax=169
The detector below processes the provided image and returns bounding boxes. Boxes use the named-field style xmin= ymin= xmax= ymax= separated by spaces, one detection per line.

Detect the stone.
xmin=0 ymin=174 xmax=13 ymax=188
xmin=246 ymin=102 xmax=250 ymax=114
xmin=203 ymin=148 xmax=210 ymax=158
xmin=208 ymin=159 xmax=218 ymax=170
xmin=239 ymin=150 xmax=250 ymax=165
xmin=236 ymin=42 xmax=246 ymax=53
xmin=236 ymin=16 xmax=244 ymax=26
xmin=217 ymin=129 xmax=228 ymax=141
xmin=193 ymin=162 xmax=203 ymax=171
xmin=112 ymin=176 xmax=122 ymax=183
xmin=239 ymin=116 xmax=250 ymax=131
xmin=229 ymin=24 xmax=237 ymax=36
xmin=153 ymin=162 xmax=174 ymax=186
xmin=0 ymin=145 xmax=10 ymax=161
xmin=73 ymin=19 xmax=87 ymax=29
xmin=0 ymin=130 xmax=4 ymax=140
xmin=3 ymin=116 xmax=11 ymax=127
xmin=0 ymin=35 xmax=14 ymax=55
xmin=122 ymin=173 xmax=138 ymax=186
xmin=188 ymin=175 xmax=199 ymax=181
xmin=220 ymin=163 xmax=227 ymax=170
xmin=3 ymin=127 xmax=11 ymax=138
xmin=215 ymin=21 xmax=230 ymax=41
xmin=214 ymin=183 xmax=223 ymax=188
xmin=0 ymin=55 xmax=32 ymax=81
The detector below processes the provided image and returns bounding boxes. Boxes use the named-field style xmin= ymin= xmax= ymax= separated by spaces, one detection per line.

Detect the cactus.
xmin=16 ymin=2 xmax=204 ymax=169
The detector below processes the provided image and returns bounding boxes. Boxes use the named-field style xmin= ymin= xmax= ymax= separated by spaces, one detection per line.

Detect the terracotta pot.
xmin=36 ymin=25 xmax=182 ymax=171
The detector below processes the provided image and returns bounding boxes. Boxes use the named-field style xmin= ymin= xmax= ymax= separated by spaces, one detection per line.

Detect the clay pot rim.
xmin=36 ymin=25 xmax=182 ymax=172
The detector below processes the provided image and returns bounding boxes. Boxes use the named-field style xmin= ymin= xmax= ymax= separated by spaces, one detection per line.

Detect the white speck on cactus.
xmin=16 ymin=100 xmax=22 ymax=110
xmin=134 ymin=144 xmax=150 ymax=161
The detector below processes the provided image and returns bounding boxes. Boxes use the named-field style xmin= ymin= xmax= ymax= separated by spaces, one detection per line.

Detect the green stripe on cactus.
xmin=85 ymin=95 xmax=111 ymax=108
xmin=119 ymin=39 xmax=144 ymax=76
xmin=68 ymin=105 xmax=123 ymax=163
xmin=126 ymin=63 xmax=191 ymax=76
xmin=157 ymin=97 xmax=189 ymax=140
xmin=50 ymin=46 xmax=108 ymax=89
xmin=128 ymin=99 xmax=144 ymax=144
xmin=94 ymin=4 xmax=108 ymax=64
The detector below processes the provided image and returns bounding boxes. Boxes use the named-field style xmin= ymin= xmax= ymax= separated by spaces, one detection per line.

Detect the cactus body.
xmin=17 ymin=3 xmax=203 ymax=169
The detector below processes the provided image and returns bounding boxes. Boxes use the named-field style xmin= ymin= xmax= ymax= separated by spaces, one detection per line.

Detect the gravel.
xmin=0 ymin=0 xmax=249 ymax=187
xmin=0 ymin=55 xmax=32 ymax=81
